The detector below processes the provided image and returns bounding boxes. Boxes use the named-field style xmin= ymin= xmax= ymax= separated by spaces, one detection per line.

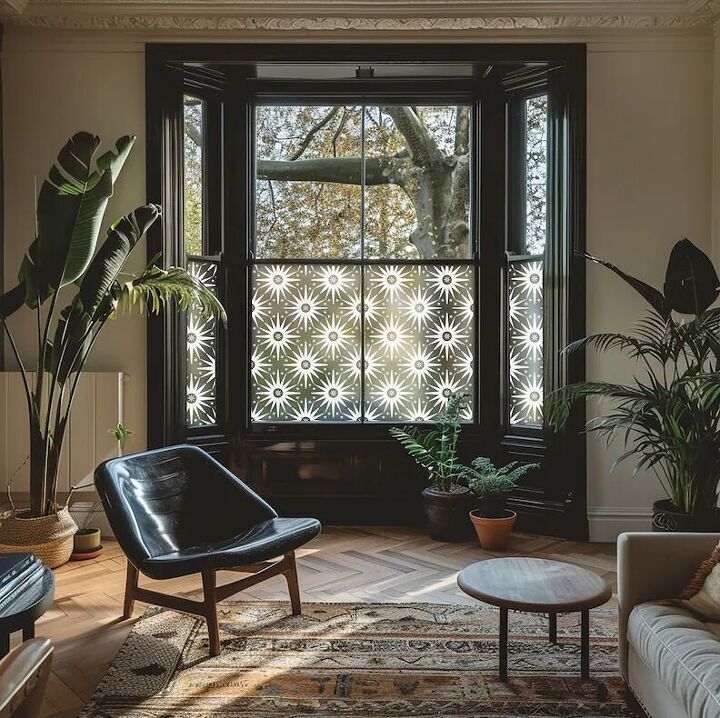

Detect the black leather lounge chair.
xmin=94 ymin=444 xmax=321 ymax=656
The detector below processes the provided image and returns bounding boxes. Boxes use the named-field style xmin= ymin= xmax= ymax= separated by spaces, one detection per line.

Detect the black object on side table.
xmin=0 ymin=562 xmax=54 ymax=657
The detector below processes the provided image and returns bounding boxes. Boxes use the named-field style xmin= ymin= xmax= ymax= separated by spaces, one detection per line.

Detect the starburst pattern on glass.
xmin=250 ymin=262 xmax=475 ymax=423
xmin=525 ymin=95 xmax=548 ymax=256
xmin=251 ymin=265 xmax=361 ymax=422
xmin=364 ymin=264 xmax=474 ymax=422
xmin=508 ymin=259 xmax=544 ymax=427
xmin=186 ymin=259 xmax=219 ymax=427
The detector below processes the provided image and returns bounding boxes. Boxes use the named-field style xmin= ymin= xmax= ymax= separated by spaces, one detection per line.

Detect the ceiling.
xmin=1 ymin=0 xmax=718 ymax=32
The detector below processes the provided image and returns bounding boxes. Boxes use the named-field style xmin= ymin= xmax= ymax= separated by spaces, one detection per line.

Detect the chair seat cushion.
xmin=141 ymin=517 xmax=321 ymax=579
xmin=627 ymin=600 xmax=720 ymax=718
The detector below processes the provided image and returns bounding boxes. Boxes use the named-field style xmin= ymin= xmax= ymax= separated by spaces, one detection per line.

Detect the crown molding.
xmin=0 ymin=0 xmax=29 ymax=15
xmin=2 ymin=0 xmax=720 ymax=32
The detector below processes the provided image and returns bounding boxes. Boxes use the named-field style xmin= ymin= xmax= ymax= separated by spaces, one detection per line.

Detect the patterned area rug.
xmin=79 ymin=602 xmax=633 ymax=717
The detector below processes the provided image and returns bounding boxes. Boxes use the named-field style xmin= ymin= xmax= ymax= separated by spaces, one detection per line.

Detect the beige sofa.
xmin=618 ymin=532 xmax=720 ymax=718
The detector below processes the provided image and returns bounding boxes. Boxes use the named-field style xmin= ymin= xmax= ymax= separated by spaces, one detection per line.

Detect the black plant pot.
xmin=652 ymin=499 xmax=719 ymax=533
xmin=422 ymin=487 xmax=473 ymax=542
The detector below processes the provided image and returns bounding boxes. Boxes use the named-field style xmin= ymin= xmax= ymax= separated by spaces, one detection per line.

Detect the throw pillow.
xmin=679 ymin=541 xmax=720 ymax=621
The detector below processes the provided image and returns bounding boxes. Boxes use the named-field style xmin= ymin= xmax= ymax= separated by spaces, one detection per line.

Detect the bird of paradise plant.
xmin=0 ymin=132 xmax=225 ymax=519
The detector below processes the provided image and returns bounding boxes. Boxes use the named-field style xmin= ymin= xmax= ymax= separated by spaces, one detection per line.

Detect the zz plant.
xmin=548 ymin=239 xmax=720 ymax=522
xmin=0 ymin=132 xmax=225 ymax=518
xmin=389 ymin=393 xmax=467 ymax=492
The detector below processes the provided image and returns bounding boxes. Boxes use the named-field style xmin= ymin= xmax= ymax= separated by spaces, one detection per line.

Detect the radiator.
xmin=0 ymin=372 xmax=125 ymax=498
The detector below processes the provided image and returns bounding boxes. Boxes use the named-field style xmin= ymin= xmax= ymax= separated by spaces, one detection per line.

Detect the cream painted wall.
xmin=2 ymin=35 xmax=147 ymax=462
xmin=1 ymin=29 xmax=714 ymax=539
xmin=585 ymin=43 xmax=713 ymax=538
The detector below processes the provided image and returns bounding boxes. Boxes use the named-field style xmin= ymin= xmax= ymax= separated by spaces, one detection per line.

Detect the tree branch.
xmin=381 ymin=106 xmax=443 ymax=169
xmin=289 ymin=107 xmax=340 ymax=161
xmin=185 ymin=120 xmax=202 ymax=148
xmin=454 ymin=106 xmax=471 ymax=156
xmin=256 ymin=156 xmax=408 ymax=186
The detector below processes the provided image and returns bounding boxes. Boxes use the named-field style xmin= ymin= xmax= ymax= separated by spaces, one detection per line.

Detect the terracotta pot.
xmin=0 ymin=507 xmax=77 ymax=568
xmin=469 ymin=509 xmax=516 ymax=550
xmin=422 ymin=487 xmax=473 ymax=542
xmin=74 ymin=527 xmax=102 ymax=553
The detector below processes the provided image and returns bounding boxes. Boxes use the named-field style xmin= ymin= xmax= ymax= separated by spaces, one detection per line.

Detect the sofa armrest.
xmin=617 ymin=531 xmax=720 ymax=680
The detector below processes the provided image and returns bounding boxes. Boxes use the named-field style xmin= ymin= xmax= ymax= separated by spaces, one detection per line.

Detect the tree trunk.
xmin=258 ymin=156 xmax=470 ymax=260
xmin=254 ymin=106 xmax=472 ymax=259
xmin=406 ymin=156 xmax=470 ymax=259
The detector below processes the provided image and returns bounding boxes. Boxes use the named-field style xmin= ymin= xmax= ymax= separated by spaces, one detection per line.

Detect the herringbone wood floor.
xmin=30 ymin=526 xmax=617 ymax=718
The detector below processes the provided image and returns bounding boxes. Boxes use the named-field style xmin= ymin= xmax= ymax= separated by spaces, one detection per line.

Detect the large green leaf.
xmin=663 ymin=238 xmax=720 ymax=315
xmin=0 ymin=283 xmax=25 ymax=320
xmin=48 ymin=205 xmax=161 ymax=384
xmin=582 ymin=251 xmax=670 ymax=319
xmin=65 ymin=135 xmax=135 ymax=287
xmin=79 ymin=204 xmax=161 ymax=317
xmin=19 ymin=133 xmax=135 ymax=307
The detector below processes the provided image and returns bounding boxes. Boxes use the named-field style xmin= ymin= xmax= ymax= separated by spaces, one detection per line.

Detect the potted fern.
xmin=464 ymin=458 xmax=538 ymax=549
xmin=549 ymin=239 xmax=720 ymax=532
xmin=0 ymin=132 xmax=225 ymax=567
xmin=389 ymin=394 xmax=473 ymax=542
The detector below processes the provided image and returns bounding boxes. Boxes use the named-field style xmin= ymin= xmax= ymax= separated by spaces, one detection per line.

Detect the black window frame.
xmin=146 ymin=43 xmax=587 ymax=538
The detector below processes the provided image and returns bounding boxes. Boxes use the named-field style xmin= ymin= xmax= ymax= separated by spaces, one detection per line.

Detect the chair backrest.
xmin=0 ymin=639 xmax=53 ymax=718
xmin=95 ymin=445 xmax=277 ymax=564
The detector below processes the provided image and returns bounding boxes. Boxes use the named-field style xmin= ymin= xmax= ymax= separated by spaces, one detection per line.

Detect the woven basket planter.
xmin=0 ymin=507 xmax=78 ymax=568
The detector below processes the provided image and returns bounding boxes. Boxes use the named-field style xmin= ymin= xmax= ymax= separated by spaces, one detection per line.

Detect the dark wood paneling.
xmin=235 ymin=438 xmax=426 ymax=524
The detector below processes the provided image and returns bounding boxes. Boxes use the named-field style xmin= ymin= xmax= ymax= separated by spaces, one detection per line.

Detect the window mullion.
xmin=360 ymin=104 xmax=366 ymax=423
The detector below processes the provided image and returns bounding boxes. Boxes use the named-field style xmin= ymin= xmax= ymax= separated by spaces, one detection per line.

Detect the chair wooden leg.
xmin=202 ymin=569 xmax=221 ymax=656
xmin=284 ymin=551 xmax=302 ymax=616
xmin=123 ymin=562 xmax=139 ymax=620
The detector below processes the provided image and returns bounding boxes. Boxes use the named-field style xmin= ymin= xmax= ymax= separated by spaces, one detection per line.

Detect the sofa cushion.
xmin=628 ymin=601 xmax=720 ymax=718
xmin=680 ymin=540 xmax=720 ymax=621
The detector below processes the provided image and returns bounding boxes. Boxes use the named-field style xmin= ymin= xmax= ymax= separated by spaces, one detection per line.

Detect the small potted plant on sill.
xmin=389 ymin=393 xmax=473 ymax=542
xmin=69 ymin=422 xmax=133 ymax=560
xmin=463 ymin=458 xmax=539 ymax=550
xmin=71 ymin=499 xmax=104 ymax=559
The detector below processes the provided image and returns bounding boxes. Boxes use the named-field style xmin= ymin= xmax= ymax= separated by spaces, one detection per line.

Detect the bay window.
xmin=148 ymin=45 xmax=586 ymax=537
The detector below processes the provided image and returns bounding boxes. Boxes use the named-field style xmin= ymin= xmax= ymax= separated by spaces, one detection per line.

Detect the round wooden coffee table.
xmin=457 ymin=557 xmax=611 ymax=681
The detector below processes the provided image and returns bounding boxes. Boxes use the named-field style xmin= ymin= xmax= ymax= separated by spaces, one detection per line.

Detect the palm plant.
xmin=389 ymin=393 xmax=468 ymax=492
xmin=548 ymin=239 xmax=720 ymax=520
xmin=0 ymin=132 xmax=225 ymax=518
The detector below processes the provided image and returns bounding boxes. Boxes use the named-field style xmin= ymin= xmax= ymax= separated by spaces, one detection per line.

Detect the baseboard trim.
xmin=70 ymin=503 xmax=654 ymax=543
xmin=587 ymin=506 xmax=652 ymax=542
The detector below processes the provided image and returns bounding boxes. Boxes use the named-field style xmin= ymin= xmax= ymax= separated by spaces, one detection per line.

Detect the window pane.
xmin=183 ymin=95 xmax=203 ymax=256
xmin=507 ymin=258 xmax=543 ymax=427
xmin=364 ymin=264 xmax=475 ymax=422
xmin=364 ymin=106 xmax=472 ymax=260
xmin=251 ymin=264 xmax=362 ymax=421
xmin=186 ymin=259 xmax=219 ymax=427
xmin=525 ymin=95 xmax=548 ymax=256
xmin=255 ymin=106 xmax=362 ymax=259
